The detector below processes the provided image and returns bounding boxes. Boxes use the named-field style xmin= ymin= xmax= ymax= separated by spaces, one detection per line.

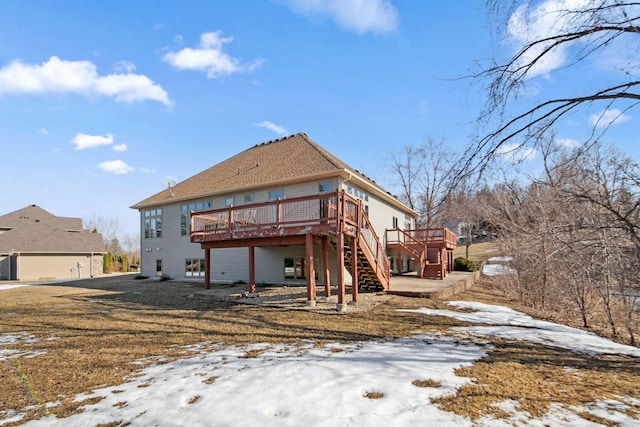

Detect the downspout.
xmin=341 ymin=171 xmax=353 ymax=190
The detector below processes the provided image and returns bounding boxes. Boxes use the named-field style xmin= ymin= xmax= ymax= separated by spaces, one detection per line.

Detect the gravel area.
xmin=190 ymin=282 xmax=392 ymax=314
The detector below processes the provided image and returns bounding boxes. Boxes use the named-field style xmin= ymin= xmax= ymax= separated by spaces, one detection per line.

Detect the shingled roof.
xmin=131 ymin=133 xmax=410 ymax=213
xmin=0 ymin=205 xmax=104 ymax=254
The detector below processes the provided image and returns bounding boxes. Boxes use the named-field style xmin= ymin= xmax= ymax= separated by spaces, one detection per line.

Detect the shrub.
xmin=159 ymin=273 xmax=172 ymax=281
xmin=454 ymin=257 xmax=477 ymax=272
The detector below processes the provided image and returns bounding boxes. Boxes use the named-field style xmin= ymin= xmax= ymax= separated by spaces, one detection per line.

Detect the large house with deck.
xmin=131 ymin=133 xmax=456 ymax=309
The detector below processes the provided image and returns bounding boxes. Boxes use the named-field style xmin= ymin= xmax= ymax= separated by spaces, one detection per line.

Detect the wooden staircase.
xmin=342 ymin=235 xmax=389 ymax=291
xmin=329 ymin=195 xmax=391 ymax=291
xmin=386 ymin=228 xmax=457 ymax=280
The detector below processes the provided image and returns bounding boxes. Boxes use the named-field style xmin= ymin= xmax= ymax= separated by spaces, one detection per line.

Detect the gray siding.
xmin=138 ymin=177 xmax=401 ymax=283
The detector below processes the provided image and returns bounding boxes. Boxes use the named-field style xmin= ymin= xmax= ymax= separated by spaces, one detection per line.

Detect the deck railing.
xmin=405 ymin=227 xmax=458 ymax=247
xmin=190 ymin=191 xmax=365 ymax=242
xmin=355 ymin=203 xmax=391 ymax=285
xmin=190 ymin=190 xmax=390 ymax=286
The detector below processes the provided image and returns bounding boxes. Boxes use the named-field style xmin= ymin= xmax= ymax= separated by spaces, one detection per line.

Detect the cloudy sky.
xmin=0 ymin=0 xmax=637 ymax=236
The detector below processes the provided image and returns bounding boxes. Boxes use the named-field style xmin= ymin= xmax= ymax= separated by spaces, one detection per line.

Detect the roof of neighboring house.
xmin=0 ymin=205 xmax=105 ymax=254
xmin=0 ymin=204 xmax=83 ymax=230
xmin=131 ymin=133 xmax=416 ymax=215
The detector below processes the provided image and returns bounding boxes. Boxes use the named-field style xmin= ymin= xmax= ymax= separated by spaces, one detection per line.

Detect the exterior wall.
xmin=138 ymin=178 xmax=344 ymax=282
xmin=12 ymin=253 xmax=103 ymax=281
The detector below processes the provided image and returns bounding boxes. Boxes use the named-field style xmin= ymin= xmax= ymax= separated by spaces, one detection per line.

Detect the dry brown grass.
xmin=433 ymin=338 xmax=640 ymax=421
xmin=1 ymin=273 xmax=639 ymax=425
xmin=453 ymin=241 xmax=504 ymax=264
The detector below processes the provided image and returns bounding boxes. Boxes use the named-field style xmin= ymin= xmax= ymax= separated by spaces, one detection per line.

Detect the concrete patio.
xmin=387 ymin=271 xmax=480 ymax=298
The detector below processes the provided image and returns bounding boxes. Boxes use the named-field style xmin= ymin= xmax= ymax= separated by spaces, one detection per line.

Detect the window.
xmin=144 ymin=209 xmax=163 ymax=238
xmin=268 ymin=190 xmax=283 ymax=200
xmin=180 ymin=201 xmax=211 ymax=236
xmin=244 ymin=194 xmax=254 ymax=203
xmin=185 ymin=258 xmax=206 ymax=277
xmin=156 ymin=259 xmax=163 ymax=276
xmin=346 ymin=185 xmax=367 ymax=201
xmin=364 ymin=205 xmax=369 ymax=216
xmin=392 ymin=216 xmax=398 ymax=229
xmin=284 ymin=258 xmax=305 ymax=280
xmin=319 ymin=182 xmax=331 ymax=192
xmin=225 ymin=196 xmax=234 ymax=206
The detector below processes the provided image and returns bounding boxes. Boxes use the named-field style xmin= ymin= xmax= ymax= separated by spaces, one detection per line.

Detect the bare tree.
xmin=490 ymin=141 xmax=639 ymax=343
xmin=84 ymin=215 xmax=123 ymax=253
xmin=388 ymin=138 xmax=456 ymax=229
xmin=120 ymin=233 xmax=141 ymax=259
xmin=462 ymin=1 xmax=640 ymax=175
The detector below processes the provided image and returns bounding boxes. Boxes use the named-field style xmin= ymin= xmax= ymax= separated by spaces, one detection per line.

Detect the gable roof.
xmin=131 ymin=133 xmax=415 ymax=215
xmin=0 ymin=205 xmax=104 ymax=254
xmin=0 ymin=205 xmax=83 ymax=231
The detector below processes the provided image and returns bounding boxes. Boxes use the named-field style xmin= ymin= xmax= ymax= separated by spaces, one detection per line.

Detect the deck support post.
xmin=248 ymin=246 xmax=256 ymax=293
xmin=396 ymin=250 xmax=402 ymax=276
xmin=321 ymin=236 xmax=331 ymax=297
xmin=204 ymin=248 xmax=211 ymax=290
xmin=351 ymin=236 xmax=358 ymax=304
xmin=336 ymin=231 xmax=346 ymax=311
xmin=305 ymin=233 xmax=316 ymax=306
xmin=440 ymin=247 xmax=446 ymax=278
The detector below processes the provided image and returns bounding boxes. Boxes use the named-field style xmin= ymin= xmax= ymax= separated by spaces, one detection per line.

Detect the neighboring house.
xmin=131 ymin=133 xmax=455 ymax=309
xmin=0 ymin=205 xmax=105 ymax=281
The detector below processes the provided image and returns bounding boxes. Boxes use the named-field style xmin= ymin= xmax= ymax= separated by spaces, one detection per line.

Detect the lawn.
xmin=1 ymin=274 xmax=639 ymax=426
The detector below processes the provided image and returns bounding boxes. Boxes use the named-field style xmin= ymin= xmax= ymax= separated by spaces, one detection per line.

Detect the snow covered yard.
xmin=1 ymin=276 xmax=639 ymax=426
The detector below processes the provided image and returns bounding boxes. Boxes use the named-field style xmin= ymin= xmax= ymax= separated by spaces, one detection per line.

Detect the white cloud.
xmin=112 ymin=143 xmax=128 ymax=152
xmin=495 ymin=142 xmax=538 ymax=163
xmin=589 ymin=108 xmax=630 ymax=128
xmin=70 ymin=133 xmax=114 ymax=150
xmin=555 ymin=137 xmax=581 ymax=148
xmin=0 ymin=56 xmax=171 ymax=106
xmin=505 ymin=0 xmax=619 ymax=79
xmin=257 ymin=121 xmax=288 ymax=135
xmin=140 ymin=167 xmax=156 ymax=174
xmin=99 ymin=160 xmax=134 ymax=175
xmin=113 ymin=60 xmax=136 ymax=73
xmin=283 ymin=0 xmax=398 ymax=34
xmin=163 ymin=31 xmax=262 ymax=78
xmin=36 ymin=128 xmax=48 ymax=135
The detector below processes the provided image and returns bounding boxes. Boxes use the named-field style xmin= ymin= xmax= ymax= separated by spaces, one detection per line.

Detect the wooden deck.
xmin=189 ymin=190 xmax=458 ymax=310
xmin=386 ymin=228 xmax=457 ymax=280
xmin=190 ymin=191 xmax=391 ymax=310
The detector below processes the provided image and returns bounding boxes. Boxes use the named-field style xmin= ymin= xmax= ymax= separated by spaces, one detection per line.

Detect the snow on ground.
xmin=482 ymin=256 xmax=516 ymax=276
xmin=0 ymin=332 xmax=46 ymax=361
xmin=401 ymin=301 xmax=640 ymax=358
xmin=0 ymin=284 xmax=31 ymax=290
xmin=21 ymin=336 xmax=486 ymax=427
xmin=481 ymin=264 xmax=516 ymax=276
xmin=4 ymin=301 xmax=639 ymax=426
xmin=487 ymin=256 xmax=513 ymax=262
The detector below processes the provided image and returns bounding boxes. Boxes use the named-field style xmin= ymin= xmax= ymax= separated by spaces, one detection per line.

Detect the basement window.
xmin=284 ymin=258 xmax=305 ymax=280
xmin=185 ymin=258 xmax=206 ymax=277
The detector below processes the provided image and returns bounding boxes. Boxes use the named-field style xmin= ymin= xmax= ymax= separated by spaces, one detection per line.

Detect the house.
xmin=0 ymin=205 xmax=105 ymax=281
xmin=131 ymin=133 xmax=456 ymax=310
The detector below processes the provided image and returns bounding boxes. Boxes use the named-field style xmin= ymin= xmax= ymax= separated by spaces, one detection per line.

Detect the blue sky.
xmin=1 ymin=1 xmax=637 ymax=238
